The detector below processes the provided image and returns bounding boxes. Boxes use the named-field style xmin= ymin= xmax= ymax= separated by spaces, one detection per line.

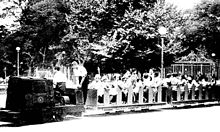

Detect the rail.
xmin=85 ymin=84 xmax=220 ymax=111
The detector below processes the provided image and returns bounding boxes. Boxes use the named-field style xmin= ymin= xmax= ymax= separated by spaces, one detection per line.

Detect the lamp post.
xmin=158 ymin=26 xmax=167 ymax=78
xmin=3 ymin=67 xmax=6 ymax=83
xmin=212 ymin=53 xmax=219 ymax=79
xmin=16 ymin=47 xmax=20 ymax=76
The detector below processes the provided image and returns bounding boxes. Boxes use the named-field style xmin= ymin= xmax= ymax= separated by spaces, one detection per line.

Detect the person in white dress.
xmin=88 ymin=74 xmax=104 ymax=103
xmin=133 ymin=78 xmax=143 ymax=102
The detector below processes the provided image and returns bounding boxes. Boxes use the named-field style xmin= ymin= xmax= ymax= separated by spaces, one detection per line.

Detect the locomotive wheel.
xmin=52 ymin=108 xmax=65 ymax=122
xmin=53 ymin=114 xmax=64 ymax=122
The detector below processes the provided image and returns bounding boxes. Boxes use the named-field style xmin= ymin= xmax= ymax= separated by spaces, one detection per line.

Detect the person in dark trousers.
xmin=72 ymin=61 xmax=88 ymax=104
xmin=53 ymin=66 xmax=67 ymax=104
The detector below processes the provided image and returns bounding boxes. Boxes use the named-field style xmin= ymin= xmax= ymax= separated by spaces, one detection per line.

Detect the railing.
xmin=85 ymin=84 xmax=220 ymax=110
xmin=1 ymin=80 xmax=219 ymax=110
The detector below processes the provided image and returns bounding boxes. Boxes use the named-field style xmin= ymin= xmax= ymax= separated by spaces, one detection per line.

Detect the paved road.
xmin=0 ymin=94 xmax=6 ymax=108
xmin=1 ymin=105 xmax=220 ymax=132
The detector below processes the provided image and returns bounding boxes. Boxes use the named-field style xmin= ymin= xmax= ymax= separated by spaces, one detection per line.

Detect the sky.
xmin=0 ymin=0 xmax=22 ymax=30
xmin=165 ymin=0 xmax=202 ymax=10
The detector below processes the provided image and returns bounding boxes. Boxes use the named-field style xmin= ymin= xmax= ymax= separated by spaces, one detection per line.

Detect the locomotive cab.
xmin=6 ymin=76 xmax=54 ymax=111
xmin=5 ymin=76 xmax=85 ymax=123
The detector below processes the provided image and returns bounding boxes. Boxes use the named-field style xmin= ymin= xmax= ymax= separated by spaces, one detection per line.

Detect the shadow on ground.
xmin=0 ymin=110 xmax=81 ymax=127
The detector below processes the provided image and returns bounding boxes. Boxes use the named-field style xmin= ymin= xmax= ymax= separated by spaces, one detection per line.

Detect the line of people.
xmin=88 ymin=69 xmax=216 ymax=104
xmin=88 ymin=69 xmax=161 ymax=103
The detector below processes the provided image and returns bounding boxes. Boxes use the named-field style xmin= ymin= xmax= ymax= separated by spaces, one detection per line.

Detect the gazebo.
xmin=165 ymin=51 xmax=215 ymax=79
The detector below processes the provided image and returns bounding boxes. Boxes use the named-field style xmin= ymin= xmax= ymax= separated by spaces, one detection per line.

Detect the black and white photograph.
xmin=0 ymin=0 xmax=220 ymax=131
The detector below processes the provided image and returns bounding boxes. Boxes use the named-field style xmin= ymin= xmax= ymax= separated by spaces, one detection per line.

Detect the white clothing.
xmin=115 ymin=80 xmax=126 ymax=93
xmin=188 ymin=80 xmax=199 ymax=89
xmin=88 ymin=80 xmax=104 ymax=96
xmin=53 ymin=71 xmax=67 ymax=87
xmin=143 ymin=77 xmax=153 ymax=87
xmin=200 ymin=79 xmax=209 ymax=87
xmin=72 ymin=65 xmax=87 ymax=85
xmin=133 ymin=81 xmax=142 ymax=93
xmin=74 ymin=65 xmax=87 ymax=77
xmin=152 ymin=77 xmax=162 ymax=88
xmin=109 ymin=85 xmax=117 ymax=95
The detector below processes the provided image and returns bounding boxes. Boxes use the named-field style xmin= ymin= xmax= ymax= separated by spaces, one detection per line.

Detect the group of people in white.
xmin=53 ymin=61 xmax=88 ymax=89
xmin=52 ymin=62 xmax=216 ymax=104
xmin=52 ymin=61 xmax=88 ymax=104
xmin=88 ymin=68 xmax=216 ymax=103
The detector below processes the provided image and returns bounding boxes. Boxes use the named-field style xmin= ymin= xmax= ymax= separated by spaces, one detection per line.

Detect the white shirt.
xmin=53 ymin=71 xmax=67 ymax=84
xmin=73 ymin=65 xmax=87 ymax=77
xmin=134 ymin=80 xmax=143 ymax=93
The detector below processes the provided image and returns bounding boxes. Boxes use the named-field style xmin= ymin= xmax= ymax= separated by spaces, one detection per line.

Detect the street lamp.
xmin=16 ymin=47 xmax=20 ymax=76
xmin=158 ymin=26 xmax=167 ymax=78
xmin=212 ymin=53 xmax=218 ymax=79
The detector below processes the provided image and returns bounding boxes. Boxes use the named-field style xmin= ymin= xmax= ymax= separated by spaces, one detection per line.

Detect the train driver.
xmin=53 ymin=66 xmax=67 ymax=95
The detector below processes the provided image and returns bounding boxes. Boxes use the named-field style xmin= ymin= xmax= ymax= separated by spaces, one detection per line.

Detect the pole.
xmin=17 ymin=50 xmax=20 ymax=76
xmin=98 ymin=67 xmax=100 ymax=75
xmin=217 ymin=59 xmax=219 ymax=79
xmin=16 ymin=47 xmax=20 ymax=76
xmin=158 ymin=26 xmax=167 ymax=78
xmin=161 ymin=37 xmax=164 ymax=78
xmin=4 ymin=67 xmax=6 ymax=83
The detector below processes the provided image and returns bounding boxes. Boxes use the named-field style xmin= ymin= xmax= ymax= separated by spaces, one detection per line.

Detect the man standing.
xmin=72 ymin=62 xmax=87 ymax=87
xmin=72 ymin=61 xmax=88 ymax=104
xmin=53 ymin=66 xmax=67 ymax=104
xmin=53 ymin=66 xmax=67 ymax=95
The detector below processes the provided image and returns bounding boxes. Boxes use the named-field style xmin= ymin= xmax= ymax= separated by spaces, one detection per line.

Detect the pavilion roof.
xmin=175 ymin=51 xmax=214 ymax=64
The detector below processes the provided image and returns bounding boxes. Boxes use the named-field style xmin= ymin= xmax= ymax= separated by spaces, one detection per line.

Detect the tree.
xmin=98 ymin=2 xmax=187 ymax=72
xmin=61 ymin=0 xmax=160 ymax=73
xmin=182 ymin=0 xmax=220 ymax=58
xmin=0 ymin=25 xmax=11 ymax=77
xmin=2 ymin=0 xmax=70 ymax=75
xmin=1 ymin=0 xmax=188 ymax=75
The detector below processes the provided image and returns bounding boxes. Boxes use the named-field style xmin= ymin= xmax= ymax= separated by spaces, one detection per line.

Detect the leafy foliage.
xmin=98 ymin=3 xmax=186 ymax=72
xmin=61 ymin=0 xmax=162 ymax=73
xmin=182 ymin=0 xmax=220 ymax=58
xmin=0 ymin=25 xmax=11 ymax=76
xmin=2 ymin=0 xmax=218 ymax=76
xmin=3 ymin=0 xmax=70 ymax=75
